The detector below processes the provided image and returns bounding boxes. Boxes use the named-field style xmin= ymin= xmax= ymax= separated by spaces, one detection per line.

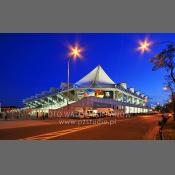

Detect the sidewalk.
xmin=143 ymin=126 xmax=160 ymax=140
xmin=161 ymin=117 xmax=175 ymax=140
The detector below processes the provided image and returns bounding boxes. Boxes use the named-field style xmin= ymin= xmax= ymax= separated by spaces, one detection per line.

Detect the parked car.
xmin=107 ymin=111 xmax=116 ymax=117
xmin=77 ymin=112 xmax=84 ymax=119
xmin=69 ymin=112 xmax=77 ymax=118
xmin=97 ymin=112 xmax=105 ymax=118
xmin=85 ymin=110 xmax=99 ymax=119
xmin=69 ymin=112 xmax=84 ymax=119
xmin=103 ymin=112 xmax=108 ymax=117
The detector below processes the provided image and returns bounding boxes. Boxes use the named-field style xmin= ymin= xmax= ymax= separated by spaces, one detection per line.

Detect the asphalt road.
xmin=0 ymin=114 xmax=161 ymax=140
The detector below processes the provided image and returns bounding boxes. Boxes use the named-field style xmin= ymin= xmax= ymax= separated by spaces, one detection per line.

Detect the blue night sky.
xmin=0 ymin=33 xmax=175 ymax=107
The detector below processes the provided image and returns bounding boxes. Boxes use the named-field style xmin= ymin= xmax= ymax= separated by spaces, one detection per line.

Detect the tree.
xmin=150 ymin=43 xmax=175 ymax=119
xmin=150 ymin=44 xmax=175 ymax=82
xmin=155 ymin=103 xmax=172 ymax=113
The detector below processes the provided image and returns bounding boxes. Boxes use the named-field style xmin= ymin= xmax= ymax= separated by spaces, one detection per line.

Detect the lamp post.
xmin=67 ymin=57 xmax=71 ymax=107
xmin=67 ymin=44 xmax=83 ymax=107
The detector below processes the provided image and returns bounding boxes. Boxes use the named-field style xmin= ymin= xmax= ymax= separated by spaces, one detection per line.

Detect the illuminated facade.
xmin=23 ymin=65 xmax=150 ymax=114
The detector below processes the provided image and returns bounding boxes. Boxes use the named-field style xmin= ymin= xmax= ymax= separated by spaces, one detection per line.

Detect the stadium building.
xmin=23 ymin=65 xmax=150 ymax=117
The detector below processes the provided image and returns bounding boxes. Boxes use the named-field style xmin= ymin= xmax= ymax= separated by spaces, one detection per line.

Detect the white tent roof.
xmin=75 ymin=65 xmax=115 ymax=88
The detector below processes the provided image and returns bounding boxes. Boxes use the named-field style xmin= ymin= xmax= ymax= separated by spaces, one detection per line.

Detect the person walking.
xmin=159 ymin=113 xmax=170 ymax=140
xmin=160 ymin=113 xmax=169 ymax=129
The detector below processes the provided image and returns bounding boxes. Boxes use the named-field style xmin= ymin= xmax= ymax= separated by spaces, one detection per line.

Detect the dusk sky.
xmin=0 ymin=33 xmax=175 ymax=107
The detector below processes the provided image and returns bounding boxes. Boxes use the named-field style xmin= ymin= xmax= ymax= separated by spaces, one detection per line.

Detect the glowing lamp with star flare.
xmin=137 ymin=38 xmax=153 ymax=54
xmin=68 ymin=43 xmax=84 ymax=60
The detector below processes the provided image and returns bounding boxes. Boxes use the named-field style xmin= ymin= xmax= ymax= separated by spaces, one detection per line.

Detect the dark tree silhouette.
xmin=150 ymin=43 xmax=175 ymax=120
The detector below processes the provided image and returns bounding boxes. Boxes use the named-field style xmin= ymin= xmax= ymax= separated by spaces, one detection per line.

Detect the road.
xmin=0 ymin=114 xmax=161 ymax=140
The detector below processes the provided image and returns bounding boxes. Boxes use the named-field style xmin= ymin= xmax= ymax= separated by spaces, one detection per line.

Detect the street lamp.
xmin=137 ymin=38 xmax=153 ymax=54
xmin=163 ymin=86 xmax=169 ymax=91
xmin=137 ymin=39 xmax=175 ymax=54
xmin=67 ymin=43 xmax=83 ymax=106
